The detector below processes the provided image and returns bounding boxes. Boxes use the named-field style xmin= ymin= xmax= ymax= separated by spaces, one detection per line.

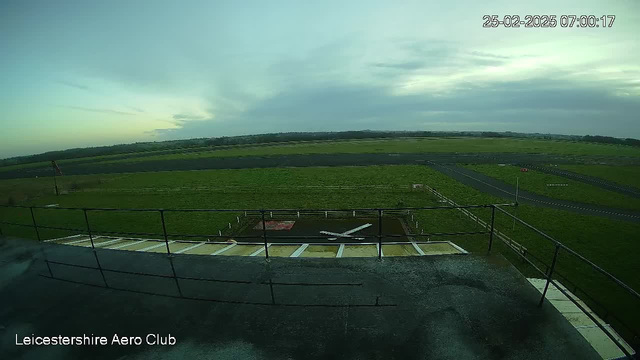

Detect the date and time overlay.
xmin=483 ymin=15 xmax=615 ymax=28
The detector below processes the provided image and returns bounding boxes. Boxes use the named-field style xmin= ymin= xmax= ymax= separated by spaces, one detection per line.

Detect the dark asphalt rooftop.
xmin=0 ymin=236 xmax=600 ymax=360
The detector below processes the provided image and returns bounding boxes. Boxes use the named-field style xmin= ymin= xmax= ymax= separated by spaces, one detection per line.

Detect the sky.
xmin=1 ymin=0 xmax=639 ymax=158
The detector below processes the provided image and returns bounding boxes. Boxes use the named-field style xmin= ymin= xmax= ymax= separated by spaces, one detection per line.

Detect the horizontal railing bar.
xmin=0 ymin=204 xmax=514 ymax=212
xmin=45 ymin=260 xmax=361 ymax=287
xmin=45 ymin=260 xmax=253 ymax=283
xmin=495 ymin=205 xmax=640 ymax=302
xmin=0 ymin=221 xmax=37 ymax=227
xmin=40 ymin=275 xmax=397 ymax=308
xmin=79 ymin=229 xmax=166 ymax=238
xmin=159 ymin=231 xmax=490 ymax=241
xmin=549 ymin=279 xmax=635 ymax=359
xmin=494 ymin=205 xmax=559 ymax=245
xmin=558 ymin=247 xmax=640 ymax=301
xmin=501 ymin=242 xmax=640 ymax=342
xmin=24 ymin=224 xmax=89 ymax=233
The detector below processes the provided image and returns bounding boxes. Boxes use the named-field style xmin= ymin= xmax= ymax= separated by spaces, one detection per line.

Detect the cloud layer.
xmin=1 ymin=0 xmax=640 ymax=157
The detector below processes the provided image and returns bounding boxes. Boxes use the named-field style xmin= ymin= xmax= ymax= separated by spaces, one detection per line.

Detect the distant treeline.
xmin=1 ymin=130 xmax=638 ymax=167
xmin=581 ymin=135 xmax=640 ymax=147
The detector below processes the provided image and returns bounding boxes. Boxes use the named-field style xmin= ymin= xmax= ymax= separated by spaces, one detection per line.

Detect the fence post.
xmin=83 ymin=209 xmax=95 ymax=249
xmin=29 ymin=207 xmax=41 ymax=242
xmin=261 ymin=210 xmax=269 ymax=260
xmin=487 ymin=206 xmax=496 ymax=254
xmin=378 ymin=209 xmax=383 ymax=260
xmin=160 ymin=210 xmax=171 ymax=255
xmin=538 ymin=244 xmax=561 ymax=307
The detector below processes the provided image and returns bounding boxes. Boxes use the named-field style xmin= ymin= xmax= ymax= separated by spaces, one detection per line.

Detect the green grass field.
xmin=87 ymin=137 xmax=640 ymax=166
xmin=1 ymin=164 xmax=638 ymax=343
xmin=0 ymin=152 xmax=144 ymax=172
xmin=3 ymin=137 xmax=638 ymax=173
xmin=462 ymin=164 xmax=640 ymax=211
xmin=557 ymin=164 xmax=640 ymax=190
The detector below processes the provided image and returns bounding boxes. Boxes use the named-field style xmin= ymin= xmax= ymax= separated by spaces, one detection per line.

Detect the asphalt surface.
xmin=3 ymin=152 xmax=640 ymax=180
xmin=519 ymin=164 xmax=640 ymax=198
xmin=241 ymin=218 xmax=408 ymax=243
xmin=0 ymin=237 xmax=600 ymax=360
xmin=427 ymin=162 xmax=640 ymax=223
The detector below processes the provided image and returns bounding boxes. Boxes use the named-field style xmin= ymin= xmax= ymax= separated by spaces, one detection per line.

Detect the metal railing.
xmin=494 ymin=205 xmax=638 ymax=359
xmin=0 ymin=202 xmax=637 ymax=357
xmin=0 ymin=203 xmax=509 ymax=260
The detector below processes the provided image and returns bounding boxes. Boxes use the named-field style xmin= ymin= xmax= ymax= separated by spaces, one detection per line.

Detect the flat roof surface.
xmin=0 ymin=237 xmax=600 ymax=360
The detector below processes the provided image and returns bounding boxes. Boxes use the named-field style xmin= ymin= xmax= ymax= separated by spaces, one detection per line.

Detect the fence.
xmin=0 ymin=203 xmax=509 ymax=260
xmin=0 ymin=202 xmax=638 ymax=357
xmin=493 ymin=206 xmax=638 ymax=358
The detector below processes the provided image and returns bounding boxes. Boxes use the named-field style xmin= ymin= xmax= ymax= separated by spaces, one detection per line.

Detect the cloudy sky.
xmin=1 ymin=0 xmax=639 ymax=158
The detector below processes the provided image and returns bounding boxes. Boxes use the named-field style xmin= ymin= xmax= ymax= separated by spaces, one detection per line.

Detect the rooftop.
xmin=0 ymin=236 xmax=604 ymax=360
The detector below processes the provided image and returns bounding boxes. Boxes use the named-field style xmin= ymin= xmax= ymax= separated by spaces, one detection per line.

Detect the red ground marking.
xmin=253 ymin=221 xmax=296 ymax=231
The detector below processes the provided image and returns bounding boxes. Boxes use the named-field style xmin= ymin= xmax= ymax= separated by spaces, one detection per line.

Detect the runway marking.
xmin=175 ymin=242 xmax=205 ymax=254
xmin=90 ymin=238 xmax=123 ymax=247
xmin=430 ymin=163 xmax=640 ymax=220
xmin=250 ymin=244 xmax=271 ymax=257
xmin=64 ymin=236 xmax=103 ymax=245
xmin=337 ymin=244 xmax=345 ymax=258
xmin=523 ymin=164 xmax=640 ymax=196
xmin=211 ymin=243 xmax=237 ymax=255
xmin=110 ymin=240 xmax=146 ymax=249
xmin=290 ymin=244 xmax=309 ymax=257
xmin=45 ymin=234 xmax=84 ymax=242
xmin=412 ymin=241 xmax=426 ymax=256
xmin=138 ymin=241 xmax=174 ymax=252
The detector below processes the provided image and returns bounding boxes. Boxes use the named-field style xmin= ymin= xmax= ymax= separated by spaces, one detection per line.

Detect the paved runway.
xmin=3 ymin=152 xmax=640 ymax=180
xmin=518 ymin=164 xmax=640 ymax=198
xmin=3 ymin=152 xmax=639 ymax=222
xmin=427 ymin=162 xmax=640 ymax=223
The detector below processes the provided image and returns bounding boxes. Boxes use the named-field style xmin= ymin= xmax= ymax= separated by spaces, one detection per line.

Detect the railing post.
xmin=261 ymin=210 xmax=269 ymax=260
xmin=378 ymin=209 xmax=383 ymax=260
xmin=160 ymin=210 xmax=171 ymax=255
xmin=30 ymin=207 xmax=41 ymax=242
xmin=83 ymin=209 xmax=95 ymax=249
xmin=539 ymin=244 xmax=561 ymax=307
xmin=487 ymin=205 xmax=496 ymax=254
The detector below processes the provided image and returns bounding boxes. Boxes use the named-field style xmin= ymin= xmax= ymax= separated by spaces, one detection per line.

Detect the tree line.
xmin=1 ymin=130 xmax=638 ymax=167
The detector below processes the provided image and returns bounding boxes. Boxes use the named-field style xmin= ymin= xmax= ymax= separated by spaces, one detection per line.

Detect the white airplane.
xmin=320 ymin=223 xmax=372 ymax=241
